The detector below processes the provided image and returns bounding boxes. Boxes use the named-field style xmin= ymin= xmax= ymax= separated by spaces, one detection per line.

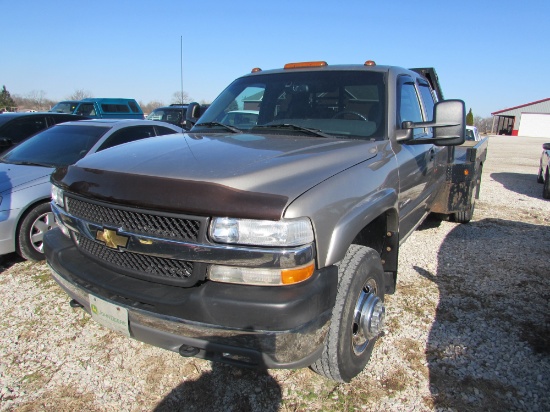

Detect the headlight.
xmin=210 ymin=217 xmax=314 ymax=247
xmin=51 ymin=185 xmax=65 ymax=208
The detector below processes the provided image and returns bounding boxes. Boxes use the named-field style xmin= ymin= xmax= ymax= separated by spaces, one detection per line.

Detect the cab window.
xmin=417 ymin=80 xmax=436 ymax=122
xmin=398 ymin=76 xmax=423 ymax=137
xmin=75 ymin=104 xmax=96 ymax=116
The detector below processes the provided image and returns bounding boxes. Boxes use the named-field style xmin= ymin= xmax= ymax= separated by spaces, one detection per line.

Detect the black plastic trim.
xmin=44 ymin=228 xmax=338 ymax=331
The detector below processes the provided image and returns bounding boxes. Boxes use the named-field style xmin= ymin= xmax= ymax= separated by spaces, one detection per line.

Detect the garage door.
xmin=518 ymin=113 xmax=550 ymax=138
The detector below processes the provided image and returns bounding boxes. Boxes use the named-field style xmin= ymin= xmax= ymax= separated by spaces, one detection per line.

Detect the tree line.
xmin=0 ymin=86 xmax=204 ymax=115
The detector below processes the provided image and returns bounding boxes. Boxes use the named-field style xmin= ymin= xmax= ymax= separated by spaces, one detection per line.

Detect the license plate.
xmin=89 ymin=294 xmax=130 ymax=337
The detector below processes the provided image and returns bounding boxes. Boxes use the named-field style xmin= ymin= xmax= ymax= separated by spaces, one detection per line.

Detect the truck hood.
xmin=53 ymin=133 xmax=379 ymax=219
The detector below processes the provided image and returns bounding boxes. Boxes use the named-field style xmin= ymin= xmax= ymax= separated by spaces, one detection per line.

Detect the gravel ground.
xmin=1 ymin=135 xmax=549 ymax=412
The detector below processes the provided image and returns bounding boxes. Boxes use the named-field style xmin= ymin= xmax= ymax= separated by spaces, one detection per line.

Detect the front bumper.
xmin=45 ymin=228 xmax=338 ymax=369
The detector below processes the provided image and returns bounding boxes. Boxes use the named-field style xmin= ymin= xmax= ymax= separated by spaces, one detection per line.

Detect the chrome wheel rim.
xmin=29 ymin=211 xmax=56 ymax=253
xmin=351 ymin=278 xmax=385 ymax=356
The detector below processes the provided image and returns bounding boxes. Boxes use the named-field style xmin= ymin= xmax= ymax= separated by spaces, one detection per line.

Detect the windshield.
xmin=0 ymin=124 xmax=108 ymax=167
xmin=193 ymin=70 xmax=386 ymax=139
xmin=147 ymin=108 xmax=186 ymax=125
xmin=50 ymin=102 xmax=79 ymax=114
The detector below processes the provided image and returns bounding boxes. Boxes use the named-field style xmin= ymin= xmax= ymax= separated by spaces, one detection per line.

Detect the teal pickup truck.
xmin=49 ymin=98 xmax=144 ymax=119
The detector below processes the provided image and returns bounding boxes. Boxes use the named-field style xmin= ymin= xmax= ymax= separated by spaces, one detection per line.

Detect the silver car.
xmin=0 ymin=119 xmax=183 ymax=260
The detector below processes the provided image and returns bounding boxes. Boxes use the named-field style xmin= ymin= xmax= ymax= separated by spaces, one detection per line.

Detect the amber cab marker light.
xmin=251 ymin=67 xmax=262 ymax=73
xmin=364 ymin=60 xmax=376 ymax=66
xmin=281 ymin=263 xmax=315 ymax=285
xmin=284 ymin=61 xmax=328 ymax=69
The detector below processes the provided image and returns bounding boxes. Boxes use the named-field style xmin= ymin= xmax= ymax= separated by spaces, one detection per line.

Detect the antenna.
xmin=180 ymin=35 xmax=184 ymax=104
xmin=180 ymin=35 xmax=185 ymax=129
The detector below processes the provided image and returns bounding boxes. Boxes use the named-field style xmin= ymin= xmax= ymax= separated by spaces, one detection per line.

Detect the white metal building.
xmin=491 ymin=98 xmax=550 ymax=137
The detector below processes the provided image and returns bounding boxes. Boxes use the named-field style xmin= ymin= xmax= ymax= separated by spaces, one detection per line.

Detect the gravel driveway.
xmin=1 ymin=135 xmax=549 ymax=412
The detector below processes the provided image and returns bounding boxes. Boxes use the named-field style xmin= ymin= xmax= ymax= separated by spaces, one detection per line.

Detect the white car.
xmin=0 ymin=119 xmax=183 ymax=260
xmin=466 ymin=125 xmax=481 ymax=142
xmin=221 ymin=110 xmax=259 ymax=128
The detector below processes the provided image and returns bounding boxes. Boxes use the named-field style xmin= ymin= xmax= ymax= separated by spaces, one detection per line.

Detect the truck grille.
xmin=75 ymin=233 xmax=194 ymax=279
xmin=66 ymin=197 xmax=200 ymax=241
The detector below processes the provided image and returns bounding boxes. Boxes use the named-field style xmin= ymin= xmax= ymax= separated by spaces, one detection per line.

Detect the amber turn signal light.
xmin=281 ymin=263 xmax=315 ymax=284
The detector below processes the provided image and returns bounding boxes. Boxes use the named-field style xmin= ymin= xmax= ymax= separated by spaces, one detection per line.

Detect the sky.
xmin=1 ymin=0 xmax=548 ymax=118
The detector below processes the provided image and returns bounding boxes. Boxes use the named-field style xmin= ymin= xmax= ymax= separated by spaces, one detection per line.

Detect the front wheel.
xmin=17 ymin=202 xmax=56 ymax=261
xmin=543 ymin=169 xmax=550 ymax=199
xmin=311 ymin=245 xmax=385 ymax=382
xmin=537 ymin=167 xmax=544 ymax=184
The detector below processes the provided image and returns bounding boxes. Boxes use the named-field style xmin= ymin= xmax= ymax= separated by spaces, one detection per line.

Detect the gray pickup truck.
xmin=44 ymin=61 xmax=488 ymax=382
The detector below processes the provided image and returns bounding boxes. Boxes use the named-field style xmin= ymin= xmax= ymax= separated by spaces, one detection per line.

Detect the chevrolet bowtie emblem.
xmin=96 ymin=228 xmax=129 ymax=250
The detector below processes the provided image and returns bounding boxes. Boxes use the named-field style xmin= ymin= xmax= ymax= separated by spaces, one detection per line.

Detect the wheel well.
xmin=350 ymin=209 xmax=399 ymax=294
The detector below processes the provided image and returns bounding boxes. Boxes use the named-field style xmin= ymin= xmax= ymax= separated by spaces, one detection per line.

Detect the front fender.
xmin=284 ymin=141 xmax=399 ymax=268
xmin=325 ymin=188 xmax=398 ymax=266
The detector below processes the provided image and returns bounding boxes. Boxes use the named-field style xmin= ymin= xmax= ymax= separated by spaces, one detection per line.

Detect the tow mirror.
xmin=397 ymin=99 xmax=466 ymax=146
xmin=185 ymin=102 xmax=201 ymax=129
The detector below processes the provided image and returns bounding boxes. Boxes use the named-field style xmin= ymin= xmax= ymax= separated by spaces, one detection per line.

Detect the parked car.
xmin=50 ymin=98 xmax=145 ymax=119
xmin=146 ymin=104 xmax=209 ymax=128
xmin=221 ymin=110 xmax=259 ymax=128
xmin=0 ymin=119 xmax=183 ymax=261
xmin=0 ymin=112 xmax=89 ymax=154
xmin=537 ymin=142 xmax=550 ymax=199
xmin=466 ymin=125 xmax=481 ymax=141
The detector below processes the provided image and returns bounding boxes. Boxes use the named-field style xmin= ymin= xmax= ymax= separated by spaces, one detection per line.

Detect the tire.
xmin=453 ymin=199 xmax=475 ymax=224
xmin=537 ymin=167 xmax=544 ymax=184
xmin=311 ymin=245 xmax=385 ymax=382
xmin=17 ymin=202 xmax=56 ymax=261
xmin=543 ymin=169 xmax=550 ymax=199
xmin=454 ymin=165 xmax=482 ymax=224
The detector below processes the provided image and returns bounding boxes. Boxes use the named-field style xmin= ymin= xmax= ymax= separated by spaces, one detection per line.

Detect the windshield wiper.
xmin=252 ymin=124 xmax=331 ymax=138
xmin=9 ymin=160 xmax=52 ymax=167
xmin=194 ymin=122 xmax=242 ymax=134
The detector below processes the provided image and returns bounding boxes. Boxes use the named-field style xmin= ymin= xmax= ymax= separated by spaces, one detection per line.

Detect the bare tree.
xmin=26 ymin=90 xmax=48 ymax=110
xmin=474 ymin=116 xmax=493 ymax=134
xmin=67 ymin=89 xmax=93 ymax=100
xmin=140 ymin=100 xmax=165 ymax=115
xmin=171 ymin=91 xmax=192 ymax=105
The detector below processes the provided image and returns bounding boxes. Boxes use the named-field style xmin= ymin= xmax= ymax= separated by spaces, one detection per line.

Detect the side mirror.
xmin=543 ymin=143 xmax=550 ymax=151
xmin=397 ymin=99 xmax=466 ymax=146
xmin=0 ymin=137 xmax=13 ymax=151
xmin=185 ymin=102 xmax=202 ymax=129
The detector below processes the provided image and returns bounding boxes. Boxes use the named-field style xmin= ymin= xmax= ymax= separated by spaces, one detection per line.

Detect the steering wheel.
xmin=332 ymin=111 xmax=368 ymax=121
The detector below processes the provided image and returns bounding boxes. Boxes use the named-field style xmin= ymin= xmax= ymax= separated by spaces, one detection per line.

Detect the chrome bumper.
xmin=49 ymin=262 xmax=330 ymax=369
